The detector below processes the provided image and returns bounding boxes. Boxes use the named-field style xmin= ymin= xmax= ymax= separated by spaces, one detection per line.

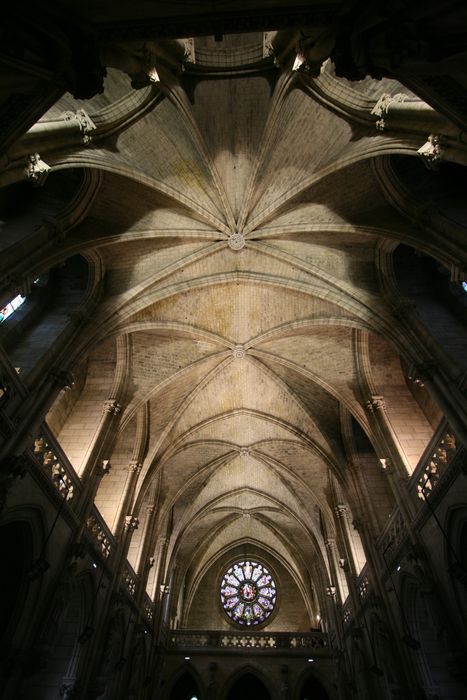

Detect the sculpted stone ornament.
xmin=371 ymin=93 xmax=409 ymax=131
xmin=418 ymin=134 xmax=443 ymax=170
xmin=232 ymin=345 xmax=246 ymax=359
xmin=124 ymin=515 xmax=139 ymax=532
xmin=101 ymin=459 xmax=111 ymax=476
xmin=263 ymin=32 xmax=276 ymax=60
xmin=335 ymin=504 xmax=348 ymax=519
xmin=379 ymin=458 xmax=394 ymax=473
xmin=228 ymin=232 xmax=245 ymax=250
xmin=102 ymin=399 xmax=121 ymax=415
xmin=127 ymin=460 xmax=142 ymax=474
xmin=25 ymin=153 xmax=50 ymax=186
xmin=183 ymin=38 xmax=196 ymax=64
xmin=365 ymin=395 xmax=386 ymax=412
xmin=62 ymin=109 xmax=97 ymax=145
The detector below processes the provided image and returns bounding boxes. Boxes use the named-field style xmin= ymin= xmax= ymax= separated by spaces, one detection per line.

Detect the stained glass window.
xmin=220 ymin=560 xmax=277 ymax=627
xmin=462 ymin=281 xmax=467 ymax=293
xmin=0 ymin=294 xmax=25 ymax=323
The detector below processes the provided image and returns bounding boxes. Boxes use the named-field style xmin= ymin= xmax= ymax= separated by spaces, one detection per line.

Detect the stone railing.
xmin=33 ymin=425 xmax=82 ymax=502
xmin=122 ymin=561 xmax=137 ymax=597
xmin=86 ymin=508 xmax=115 ymax=560
xmin=376 ymin=508 xmax=406 ymax=568
xmin=409 ymin=423 xmax=459 ymax=504
xmin=357 ymin=564 xmax=370 ymax=602
xmin=143 ymin=594 xmax=155 ymax=623
xmin=375 ymin=422 xmax=462 ymax=573
xmin=167 ymin=630 xmax=330 ymax=655
xmin=342 ymin=600 xmax=352 ymax=627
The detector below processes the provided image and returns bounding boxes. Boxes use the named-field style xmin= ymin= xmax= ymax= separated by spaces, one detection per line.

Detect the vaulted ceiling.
xmin=15 ymin=32 xmax=443 ymax=622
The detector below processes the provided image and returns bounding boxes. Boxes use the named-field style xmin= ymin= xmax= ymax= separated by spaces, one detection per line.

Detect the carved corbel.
xmin=124 ymin=515 xmax=139 ymax=532
xmin=379 ymin=457 xmax=394 ymax=473
xmin=334 ymin=504 xmax=348 ymax=519
xmin=418 ymin=134 xmax=443 ymax=170
xmin=101 ymin=459 xmax=111 ymax=475
xmin=183 ymin=38 xmax=195 ymax=65
xmin=25 ymin=152 xmax=50 ymax=186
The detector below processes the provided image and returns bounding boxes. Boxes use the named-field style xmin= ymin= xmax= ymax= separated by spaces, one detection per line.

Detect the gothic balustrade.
xmin=86 ymin=508 xmax=115 ymax=560
xmin=342 ymin=601 xmax=352 ymax=627
xmin=122 ymin=561 xmax=137 ymax=597
xmin=409 ymin=422 xmax=459 ymax=504
xmin=33 ymin=424 xmax=82 ymax=502
xmin=376 ymin=508 xmax=407 ymax=573
xmin=143 ymin=593 xmax=155 ymax=623
xmin=167 ymin=630 xmax=330 ymax=655
xmin=357 ymin=565 xmax=370 ymax=602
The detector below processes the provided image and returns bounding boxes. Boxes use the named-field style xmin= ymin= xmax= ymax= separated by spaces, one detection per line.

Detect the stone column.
xmin=115 ymin=515 xmax=139 ymax=574
xmin=6 ymin=109 xmax=96 ymax=162
xmin=364 ymin=395 xmax=413 ymax=479
xmin=135 ymin=504 xmax=158 ymax=606
xmin=370 ymin=93 xmax=460 ymax=142
xmin=333 ymin=506 xmax=361 ymax=618
xmin=379 ymin=458 xmax=416 ymax=531
xmin=0 ymin=367 xmax=74 ymax=463
xmin=80 ymin=398 xmax=122 ymax=482
xmin=151 ymin=537 xmax=170 ymax=642
xmin=112 ymin=460 xmax=142 ymax=536
xmin=408 ymin=362 xmax=467 ymax=450
xmin=324 ymin=537 xmax=347 ymax=605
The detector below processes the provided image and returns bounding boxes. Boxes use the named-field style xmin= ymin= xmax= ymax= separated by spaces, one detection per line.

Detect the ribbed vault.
xmin=30 ymin=31 xmax=452 ymax=631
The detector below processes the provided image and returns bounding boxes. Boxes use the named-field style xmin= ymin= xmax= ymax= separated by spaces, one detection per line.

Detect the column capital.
xmin=325 ymin=585 xmax=337 ymax=598
xmin=365 ymin=395 xmax=385 ymax=412
xmin=324 ymin=537 xmax=336 ymax=549
xmin=127 ymin=459 xmax=142 ymax=474
xmin=370 ymin=92 xmax=408 ymax=130
xmin=124 ymin=515 xmax=139 ymax=532
xmin=102 ymin=399 xmax=121 ymax=415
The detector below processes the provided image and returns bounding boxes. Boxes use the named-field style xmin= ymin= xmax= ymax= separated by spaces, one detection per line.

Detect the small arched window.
xmin=0 ymin=294 xmax=25 ymax=322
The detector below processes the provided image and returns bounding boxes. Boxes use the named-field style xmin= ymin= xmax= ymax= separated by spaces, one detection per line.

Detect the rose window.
xmin=220 ymin=560 xmax=277 ymax=627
